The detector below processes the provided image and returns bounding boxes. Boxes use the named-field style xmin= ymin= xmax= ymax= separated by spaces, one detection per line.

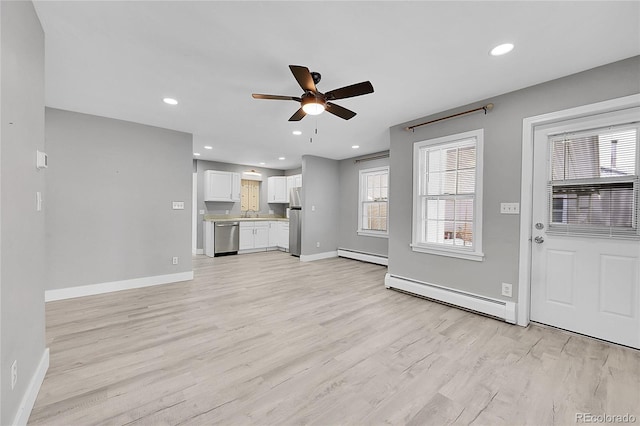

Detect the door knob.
xmin=534 ymin=236 xmax=544 ymax=244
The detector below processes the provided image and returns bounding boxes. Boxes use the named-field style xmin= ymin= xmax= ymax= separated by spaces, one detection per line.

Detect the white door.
xmin=530 ymin=108 xmax=640 ymax=349
xmin=239 ymin=226 xmax=255 ymax=250
xmin=268 ymin=222 xmax=278 ymax=248
xmin=253 ymin=223 xmax=270 ymax=248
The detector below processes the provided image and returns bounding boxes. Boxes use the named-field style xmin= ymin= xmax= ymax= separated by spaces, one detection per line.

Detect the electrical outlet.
xmin=500 ymin=202 xmax=520 ymax=214
xmin=199 ymin=210 xmax=205 ymax=215
xmin=11 ymin=360 xmax=17 ymax=390
xmin=316 ymin=242 xmax=320 ymax=248
xmin=501 ymin=283 xmax=513 ymax=298
xmin=225 ymin=210 xmax=229 ymax=215
xmin=172 ymin=257 xmax=178 ymax=265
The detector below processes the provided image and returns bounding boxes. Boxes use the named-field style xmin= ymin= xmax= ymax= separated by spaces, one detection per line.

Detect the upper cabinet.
xmin=204 ymin=170 xmax=240 ymax=202
xmin=267 ymin=176 xmax=288 ymax=203
xmin=286 ymin=174 xmax=302 ymax=197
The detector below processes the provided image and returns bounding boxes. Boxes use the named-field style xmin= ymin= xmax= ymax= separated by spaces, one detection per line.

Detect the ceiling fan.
xmin=252 ymin=65 xmax=374 ymax=121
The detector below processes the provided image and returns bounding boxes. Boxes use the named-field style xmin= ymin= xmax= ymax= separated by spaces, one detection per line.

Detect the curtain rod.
xmin=354 ymin=153 xmax=390 ymax=163
xmin=405 ymin=103 xmax=494 ymax=132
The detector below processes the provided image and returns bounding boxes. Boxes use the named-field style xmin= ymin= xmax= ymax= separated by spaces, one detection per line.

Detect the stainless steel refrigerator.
xmin=289 ymin=187 xmax=302 ymax=256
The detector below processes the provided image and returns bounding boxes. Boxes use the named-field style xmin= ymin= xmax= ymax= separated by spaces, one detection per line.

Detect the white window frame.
xmin=358 ymin=166 xmax=389 ymax=238
xmin=411 ymin=129 xmax=484 ymax=261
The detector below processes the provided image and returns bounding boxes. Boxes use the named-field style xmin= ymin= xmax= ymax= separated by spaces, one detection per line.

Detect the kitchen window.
xmin=358 ymin=166 xmax=389 ymax=237
xmin=412 ymin=129 xmax=484 ymax=261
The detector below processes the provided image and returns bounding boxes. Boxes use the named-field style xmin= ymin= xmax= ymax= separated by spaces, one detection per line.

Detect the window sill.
xmin=357 ymin=230 xmax=389 ymax=239
xmin=410 ymin=244 xmax=484 ymax=261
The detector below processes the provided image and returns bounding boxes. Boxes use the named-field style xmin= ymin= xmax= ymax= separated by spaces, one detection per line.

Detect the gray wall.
xmin=337 ymin=152 xmax=390 ymax=257
xmin=301 ymin=155 xmax=340 ymax=256
xmin=0 ymin=1 xmax=47 ymax=424
xmin=388 ymin=56 xmax=640 ymax=301
xmin=194 ymin=159 xmax=286 ymax=250
xmin=285 ymin=167 xmax=302 ymax=176
xmin=45 ymin=108 xmax=193 ymax=290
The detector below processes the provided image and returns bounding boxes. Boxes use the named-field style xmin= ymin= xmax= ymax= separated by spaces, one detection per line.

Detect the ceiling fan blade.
xmin=252 ymin=94 xmax=302 ymax=102
xmin=289 ymin=65 xmax=317 ymax=93
xmin=288 ymin=108 xmax=307 ymax=121
xmin=325 ymin=81 xmax=374 ymax=101
xmin=326 ymin=102 xmax=357 ymax=120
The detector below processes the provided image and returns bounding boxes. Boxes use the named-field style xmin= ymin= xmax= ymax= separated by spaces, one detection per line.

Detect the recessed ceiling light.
xmin=292 ymin=130 xmax=302 ymax=136
xmin=259 ymin=162 xmax=266 ymax=165
xmin=194 ymin=153 xmax=201 ymax=156
xmin=352 ymin=145 xmax=360 ymax=149
xmin=163 ymin=97 xmax=178 ymax=105
xmin=278 ymin=157 xmax=285 ymax=160
xmin=490 ymin=43 xmax=514 ymax=56
xmin=204 ymin=146 xmax=213 ymax=150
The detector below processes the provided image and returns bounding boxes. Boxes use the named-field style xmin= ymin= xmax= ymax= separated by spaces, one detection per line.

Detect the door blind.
xmin=548 ymin=125 xmax=639 ymax=238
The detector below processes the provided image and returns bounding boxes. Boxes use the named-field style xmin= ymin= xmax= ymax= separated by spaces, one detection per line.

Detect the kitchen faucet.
xmin=243 ymin=209 xmax=258 ymax=218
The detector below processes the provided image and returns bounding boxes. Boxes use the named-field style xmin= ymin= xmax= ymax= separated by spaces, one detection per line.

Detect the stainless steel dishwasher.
xmin=214 ymin=221 xmax=239 ymax=256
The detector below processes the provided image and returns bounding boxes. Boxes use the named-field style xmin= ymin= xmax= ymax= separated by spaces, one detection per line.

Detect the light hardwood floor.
xmin=30 ymin=252 xmax=639 ymax=425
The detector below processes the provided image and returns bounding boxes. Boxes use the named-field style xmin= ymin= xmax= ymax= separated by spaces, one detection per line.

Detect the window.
xmin=412 ymin=129 xmax=484 ymax=261
xmin=358 ymin=166 xmax=389 ymax=237
xmin=548 ymin=125 xmax=639 ymax=238
xmin=241 ymin=179 xmax=260 ymax=212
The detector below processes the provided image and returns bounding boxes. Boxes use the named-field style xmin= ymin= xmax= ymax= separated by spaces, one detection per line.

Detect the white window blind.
xmin=412 ymin=129 xmax=484 ymax=261
xmin=548 ymin=125 xmax=639 ymax=238
xmin=358 ymin=166 xmax=389 ymax=236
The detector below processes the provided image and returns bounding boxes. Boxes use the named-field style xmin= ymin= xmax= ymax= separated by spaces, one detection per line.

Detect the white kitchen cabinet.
xmin=239 ymin=221 xmax=269 ymax=250
xmin=267 ymin=176 xmax=288 ymax=203
xmin=254 ymin=223 xmax=269 ymax=248
xmin=279 ymin=222 xmax=289 ymax=250
xmin=204 ymin=170 xmax=240 ymax=202
xmin=286 ymin=174 xmax=302 ymax=200
xmin=268 ymin=221 xmax=279 ymax=248
xmin=239 ymin=226 xmax=255 ymax=251
xmin=204 ymin=221 xmax=215 ymax=257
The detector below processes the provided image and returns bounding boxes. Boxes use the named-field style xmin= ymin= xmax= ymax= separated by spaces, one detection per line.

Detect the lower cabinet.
xmin=239 ymin=221 xmax=269 ymax=250
xmin=279 ymin=222 xmax=289 ymax=250
xmin=239 ymin=221 xmax=289 ymax=252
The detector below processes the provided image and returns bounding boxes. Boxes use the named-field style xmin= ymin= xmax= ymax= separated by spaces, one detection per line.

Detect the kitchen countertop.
xmin=204 ymin=215 xmax=288 ymax=222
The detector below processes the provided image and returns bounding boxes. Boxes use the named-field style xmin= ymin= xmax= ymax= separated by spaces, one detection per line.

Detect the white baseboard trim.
xmin=193 ymin=248 xmax=204 ymax=255
xmin=45 ymin=271 xmax=194 ymax=302
xmin=300 ymin=251 xmax=339 ymax=262
xmin=338 ymin=248 xmax=388 ymax=266
xmin=385 ymin=273 xmax=516 ymax=324
xmin=12 ymin=348 xmax=49 ymax=426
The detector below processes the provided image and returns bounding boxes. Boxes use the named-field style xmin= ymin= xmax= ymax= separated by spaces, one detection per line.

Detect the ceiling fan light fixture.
xmin=301 ymin=96 xmax=326 ymax=116
xmin=490 ymin=43 xmax=514 ymax=56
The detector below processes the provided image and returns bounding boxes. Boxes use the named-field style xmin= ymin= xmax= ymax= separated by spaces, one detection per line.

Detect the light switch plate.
xmin=500 ymin=202 xmax=520 ymax=214
xmin=172 ymin=201 xmax=185 ymax=210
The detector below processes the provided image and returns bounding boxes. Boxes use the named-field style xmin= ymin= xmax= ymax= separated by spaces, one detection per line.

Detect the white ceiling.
xmin=33 ymin=1 xmax=640 ymax=170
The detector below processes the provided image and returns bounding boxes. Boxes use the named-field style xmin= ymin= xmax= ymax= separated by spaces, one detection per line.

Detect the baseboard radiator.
xmin=337 ymin=248 xmax=388 ymax=266
xmin=385 ymin=273 xmax=516 ymax=324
